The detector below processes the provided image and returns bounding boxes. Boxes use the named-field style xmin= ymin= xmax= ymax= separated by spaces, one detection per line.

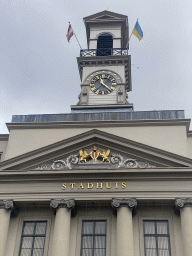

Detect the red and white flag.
xmin=66 ymin=24 xmax=73 ymax=42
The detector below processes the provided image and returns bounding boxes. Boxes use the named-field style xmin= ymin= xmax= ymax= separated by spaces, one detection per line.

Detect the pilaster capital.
xmin=111 ymin=198 xmax=137 ymax=209
xmin=50 ymin=199 xmax=75 ymax=209
xmin=0 ymin=200 xmax=14 ymax=210
xmin=175 ymin=198 xmax=192 ymax=208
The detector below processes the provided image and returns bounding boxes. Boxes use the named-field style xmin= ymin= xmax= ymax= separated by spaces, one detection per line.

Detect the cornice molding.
xmin=77 ymin=54 xmax=130 ymax=61
xmin=0 ymin=134 xmax=9 ymax=141
xmin=1 ymin=167 xmax=192 ymax=180
xmin=71 ymin=104 xmax=132 ymax=110
xmin=6 ymin=118 xmax=190 ymax=131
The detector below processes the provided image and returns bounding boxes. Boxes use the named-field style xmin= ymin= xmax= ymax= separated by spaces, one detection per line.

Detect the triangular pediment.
xmin=0 ymin=129 xmax=192 ymax=172
xmin=84 ymin=10 xmax=127 ymax=23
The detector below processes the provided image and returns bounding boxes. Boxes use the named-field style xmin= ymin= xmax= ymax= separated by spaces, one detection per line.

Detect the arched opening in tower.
xmin=97 ymin=33 xmax=113 ymax=56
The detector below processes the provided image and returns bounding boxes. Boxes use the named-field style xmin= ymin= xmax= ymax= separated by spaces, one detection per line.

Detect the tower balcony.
xmin=80 ymin=48 xmax=128 ymax=57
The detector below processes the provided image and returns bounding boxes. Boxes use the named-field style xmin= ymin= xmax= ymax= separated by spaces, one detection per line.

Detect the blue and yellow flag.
xmin=132 ymin=20 xmax=143 ymax=41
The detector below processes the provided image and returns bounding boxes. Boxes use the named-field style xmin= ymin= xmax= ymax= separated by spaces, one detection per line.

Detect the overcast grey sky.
xmin=1 ymin=0 xmax=192 ymax=133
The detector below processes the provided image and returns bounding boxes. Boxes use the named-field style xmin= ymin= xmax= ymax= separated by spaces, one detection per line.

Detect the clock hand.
xmin=97 ymin=85 xmax=103 ymax=90
xmin=100 ymin=78 xmax=111 ymax=90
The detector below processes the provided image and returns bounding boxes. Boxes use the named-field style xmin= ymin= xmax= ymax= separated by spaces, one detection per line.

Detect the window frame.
xmin=80 ymin=220 xmax=107 ymax=256
xmin=76 ymin=216 xmax=111 ymax=256
xmin=19 ymin=221 xmax=47 ymax=256
xmin=13 ymin=216 xmax=52 ymax=256
xmin=139 ymin=216 xmax=176 ymax=256
xmin=143 ymin=220 xmax=171 ymax=256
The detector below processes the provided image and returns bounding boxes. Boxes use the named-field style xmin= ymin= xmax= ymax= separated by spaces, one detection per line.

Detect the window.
xmin=19 ymin=221 xmax=47 ymax=256
xmin=97 ymin=33 xmax=113 ymax=56
xmin=143 ymin=220 xmax=171 ymax=256
xmin=81 ymin=220 xmax=106 ymax=256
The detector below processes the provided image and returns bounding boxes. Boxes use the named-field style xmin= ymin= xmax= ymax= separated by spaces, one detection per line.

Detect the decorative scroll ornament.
xmin=50 ymin=199 xmax=75 ymax=209
xmin=111 ymin=154 xmax=155 ymax=168
xmin=0 ymin=200 xmax=14 ymax=210
xmin=36 ymin=155 xmax=78 ymax=170
xmin=175 ymin=198 xmax=192 ymax=208
xmin=52 ymin=155 xmax=78 ymax=169
xmin=111 ymin=198 xmax=137 ymax=209
xmin=35 ymin=147 xmax=155 ymax=170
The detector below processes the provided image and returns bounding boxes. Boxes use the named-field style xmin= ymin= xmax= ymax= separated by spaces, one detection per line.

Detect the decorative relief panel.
xmin=34 ymin=146 xmax=155 ymax=170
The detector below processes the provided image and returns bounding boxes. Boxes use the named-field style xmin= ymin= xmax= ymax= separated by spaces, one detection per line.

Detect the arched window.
xmin=97 ymin=33 xmax=113 ymax=56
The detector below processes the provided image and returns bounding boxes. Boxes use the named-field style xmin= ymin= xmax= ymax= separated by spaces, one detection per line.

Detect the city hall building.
xmin=1 ymin=10 xmax=192 ymax=256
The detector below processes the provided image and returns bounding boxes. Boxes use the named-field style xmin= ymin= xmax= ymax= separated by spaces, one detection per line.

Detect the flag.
xmin=66 ymin=24 xmax=73 ymax=42
xmin=132 ymin=20 xmax=143 ymax=41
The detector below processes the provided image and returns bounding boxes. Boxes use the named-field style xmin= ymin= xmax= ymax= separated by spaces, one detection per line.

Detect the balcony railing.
xmin=80 ymin=48 xmax=128 ymax=57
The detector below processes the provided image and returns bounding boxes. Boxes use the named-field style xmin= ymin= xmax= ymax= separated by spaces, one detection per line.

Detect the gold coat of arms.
xmin=79 ymin=146 xmax=110 ymax=163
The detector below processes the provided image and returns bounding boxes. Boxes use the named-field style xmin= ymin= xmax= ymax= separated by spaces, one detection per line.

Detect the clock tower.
xmin=71 ymin=10 xmax=133 ymax=112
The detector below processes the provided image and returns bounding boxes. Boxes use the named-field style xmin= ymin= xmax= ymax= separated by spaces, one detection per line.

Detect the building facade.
xmin=0 ymin=10 xmax=192 ymax=256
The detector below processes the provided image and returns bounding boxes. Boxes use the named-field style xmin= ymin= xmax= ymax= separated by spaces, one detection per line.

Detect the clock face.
xmin=90 ymin=73 xmax=117 ymax=95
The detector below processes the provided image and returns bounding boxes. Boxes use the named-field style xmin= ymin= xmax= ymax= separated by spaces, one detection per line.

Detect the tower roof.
xmin=83 ymin=10 xmax=129 ymax=48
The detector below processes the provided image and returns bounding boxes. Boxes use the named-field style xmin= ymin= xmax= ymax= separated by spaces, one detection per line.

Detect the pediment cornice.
xmin=0 ymin=129 xmax=192 ymax=171
xmin=83 ymin=10 xmax=127 ymax=23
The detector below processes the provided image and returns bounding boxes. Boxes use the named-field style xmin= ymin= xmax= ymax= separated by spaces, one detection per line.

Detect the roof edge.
xmin=0 ymin=134 xmax=9 ymax=141
xmin=6 ymin=119 xmax=191 ymax=132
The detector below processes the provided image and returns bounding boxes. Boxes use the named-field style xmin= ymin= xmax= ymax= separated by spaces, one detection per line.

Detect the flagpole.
xmin=68 ymin=22 xmax=82 ymax=49
xmin=126 ymin=18 xmax=139 ymax=48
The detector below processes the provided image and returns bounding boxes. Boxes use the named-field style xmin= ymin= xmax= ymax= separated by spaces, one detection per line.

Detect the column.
xmin=0 ymin=200 xmax=14 ymax=256
xmin=175 ymin=198 xmax=192 ymax=256
xmin=111 ymin=198 xmax=137 ymax=256
xmin=50 ymin=199 xmax=75 ymax=256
